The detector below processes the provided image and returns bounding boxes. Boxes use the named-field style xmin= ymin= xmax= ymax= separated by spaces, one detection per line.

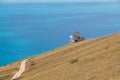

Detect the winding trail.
xmin=12 ymin=59 xmax=27 ymax=80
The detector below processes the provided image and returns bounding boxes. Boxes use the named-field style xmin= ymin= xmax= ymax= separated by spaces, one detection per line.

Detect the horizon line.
xmin=0 ymin=0 xmax=117 ymax=3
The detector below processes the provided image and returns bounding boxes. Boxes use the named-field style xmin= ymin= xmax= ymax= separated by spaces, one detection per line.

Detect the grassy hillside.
xmin=0 ymin=32 xmax=120 ymax=80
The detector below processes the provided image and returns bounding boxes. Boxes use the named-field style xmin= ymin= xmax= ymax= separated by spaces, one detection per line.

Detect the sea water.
xmin=0 ymin=2 xmax=120 ymax=66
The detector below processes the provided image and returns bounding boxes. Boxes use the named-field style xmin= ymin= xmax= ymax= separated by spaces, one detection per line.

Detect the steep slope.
xmin=0 ymin=32 xmax=120 ymax=80
xmin=0 ymin=60 xmax=21 ymax=80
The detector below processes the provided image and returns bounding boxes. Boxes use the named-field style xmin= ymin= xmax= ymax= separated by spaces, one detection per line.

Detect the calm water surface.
xmin=0 ymin=2 xmax=120 ymax=66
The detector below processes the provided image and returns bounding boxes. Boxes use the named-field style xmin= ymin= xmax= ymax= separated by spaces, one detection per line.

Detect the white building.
xmin=69 ymin=35 xmax=74 ymax=43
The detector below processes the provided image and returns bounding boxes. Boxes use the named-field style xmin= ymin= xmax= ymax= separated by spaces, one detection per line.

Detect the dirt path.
xmin=12 ymin=59 xmax=27 ymax=80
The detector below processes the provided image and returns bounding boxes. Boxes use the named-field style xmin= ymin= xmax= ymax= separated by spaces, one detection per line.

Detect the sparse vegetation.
xmin=105 ymin=46 xmax=109 ymax=49
xmin=1 ymin=33 xmax=120 ymax=80
xmin=30 ymin=61 xmax=35 ymax=66
xmin=70 ymin=59 xmax=79 ymax=64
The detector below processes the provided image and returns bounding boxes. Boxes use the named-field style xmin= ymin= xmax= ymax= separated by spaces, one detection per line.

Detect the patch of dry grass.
xmin=1 ymin=32 xmax=120 ymax=80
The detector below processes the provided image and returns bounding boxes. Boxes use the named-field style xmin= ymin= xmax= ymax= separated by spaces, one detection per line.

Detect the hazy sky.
xmin=1 ymin=0 xmax=117 ymax=3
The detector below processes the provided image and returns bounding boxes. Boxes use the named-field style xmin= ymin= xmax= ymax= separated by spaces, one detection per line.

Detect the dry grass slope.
xmin=0 ymin=32 xmax=120 ymax=80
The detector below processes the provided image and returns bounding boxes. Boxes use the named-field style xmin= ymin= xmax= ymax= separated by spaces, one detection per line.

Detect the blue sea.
xmin=0 ymin=2 xmax=120 ymax=66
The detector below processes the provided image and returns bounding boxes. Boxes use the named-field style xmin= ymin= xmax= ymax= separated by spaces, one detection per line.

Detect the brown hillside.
xmin=0 ymin=32 xmax=120 ymax=80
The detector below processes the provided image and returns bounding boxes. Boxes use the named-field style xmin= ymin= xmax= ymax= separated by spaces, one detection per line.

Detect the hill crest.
xmin=0 ymin=32 xmax=120 ymax=80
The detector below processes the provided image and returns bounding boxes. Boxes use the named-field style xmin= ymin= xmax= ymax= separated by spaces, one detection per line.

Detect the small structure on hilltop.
xmin=74 ymin=32 xmax=85 ymax=42
xmin=68 ymin=32 xmax=85 ymax=43
xmin=69 ymin=35 xmax=74 ymax=44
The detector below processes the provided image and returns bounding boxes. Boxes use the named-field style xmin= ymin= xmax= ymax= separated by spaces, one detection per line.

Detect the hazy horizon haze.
xmin=0 ymin=0 xmax=118 ymax=3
